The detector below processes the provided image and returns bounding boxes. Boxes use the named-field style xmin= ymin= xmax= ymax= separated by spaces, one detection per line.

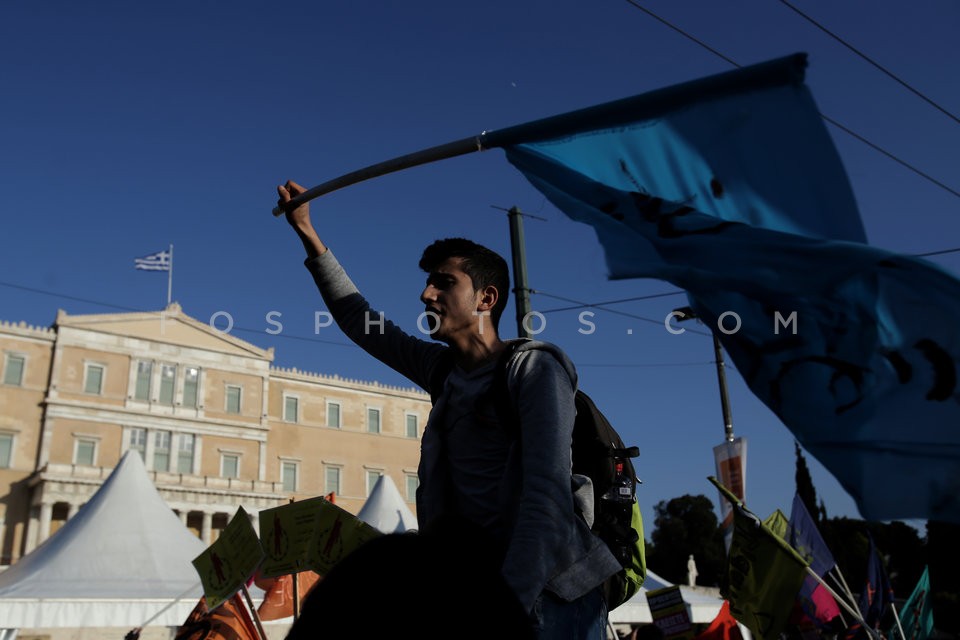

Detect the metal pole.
xmin=167 ymin=243 xmax=174 ymax=307
xmin=507 ymin=206 xmax=532 ymax=339
xmin=271 ymin=55 xmax=808 ymax=216
xmin=674 ymin=307 xmax=735 ymax=441
xmin=712 ymin=334 xmax=735 ymax=442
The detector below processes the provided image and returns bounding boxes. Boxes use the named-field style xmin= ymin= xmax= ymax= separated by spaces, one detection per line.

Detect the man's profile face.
xmin=420 ymin=257 xmax=486 ymax=342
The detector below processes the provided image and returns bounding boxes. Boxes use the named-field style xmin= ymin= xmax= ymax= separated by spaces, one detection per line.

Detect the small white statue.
xmin=687 ymin=554 xmax=698 ymax=586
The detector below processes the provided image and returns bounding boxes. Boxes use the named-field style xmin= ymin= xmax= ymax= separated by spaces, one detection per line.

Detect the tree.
xmin=927 ymin=520 xmax=960 ymax=634
xmin=794 ymin=441 xmax=820 ymax=525
xmin=646 ymin=494 xmax=725 ymax=587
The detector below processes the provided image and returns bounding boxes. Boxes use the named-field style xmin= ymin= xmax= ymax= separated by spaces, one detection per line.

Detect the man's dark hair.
xmin=419 ymin=238 xmax=510 ymax=329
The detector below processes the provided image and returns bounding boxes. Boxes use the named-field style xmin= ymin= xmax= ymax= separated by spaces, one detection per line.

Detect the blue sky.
xmin=2 ymin=1 xmax=958 ymax=538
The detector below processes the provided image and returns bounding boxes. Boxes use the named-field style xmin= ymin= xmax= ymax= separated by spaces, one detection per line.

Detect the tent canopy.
xmin=356 ymin=474 xmax=418 ymax=534
xmin=609 ymin=570 xmax=726 ymax=625
xmin=0 ymin=451 xmax=206 ymax=628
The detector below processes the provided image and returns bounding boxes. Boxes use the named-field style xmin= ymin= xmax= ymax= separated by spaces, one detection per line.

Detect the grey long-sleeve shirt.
xmin=305 ymin=250 xmax=620 ymax=612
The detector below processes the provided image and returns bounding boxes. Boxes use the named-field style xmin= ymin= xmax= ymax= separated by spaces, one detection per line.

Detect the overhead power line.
xmin=0 ymin=279 xmax=355 ymax=348
xmin=533 ymin=290 xmax=713 ymax=337
xmin=778 ymin=0 xmax=960 ymax=126
xmin=537 ymin=290 xmax=686 ymax=314
xmin=622 ymin=0 xmax=960 ymax=201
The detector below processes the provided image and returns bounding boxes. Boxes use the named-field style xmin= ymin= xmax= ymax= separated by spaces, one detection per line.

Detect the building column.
xmin=67 ymin=502 xmax=79 ymax=519
xmin=179 ymin=510 xmax=188 ymax=526
xmin=38 ymin=502 xmax=53 ymax=545
xmin=248 ymin=511 xmax=259 ymax=536
xmin=25 ymin=510 xmax=40 ymax=553
xmin=201 ymin=511 xmax=213 ymax=545
xmin=258 ymin=441 xmax=267 ymax=482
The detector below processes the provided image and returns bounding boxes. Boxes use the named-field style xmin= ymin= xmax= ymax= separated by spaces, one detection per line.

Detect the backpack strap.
xmin=430 ymin=338 xmax=532 ymax=415
xmin=485 ymin=338 xmax=533 ymax=427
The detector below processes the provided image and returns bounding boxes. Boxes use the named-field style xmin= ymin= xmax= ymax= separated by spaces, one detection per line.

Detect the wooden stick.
xmin=241 ymin=584 xmax=268 ymax=640
xmin=271 ymin=54 xmax=808 ymax=217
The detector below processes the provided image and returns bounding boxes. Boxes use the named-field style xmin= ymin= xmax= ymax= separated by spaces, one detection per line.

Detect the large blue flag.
xmin=504 ymin=54 xmax=960 ymax=523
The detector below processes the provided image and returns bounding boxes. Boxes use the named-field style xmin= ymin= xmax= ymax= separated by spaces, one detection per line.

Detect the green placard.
xmin=191 ymin=506 xmax=266 ymax=609
xmin=307 ymin=499 xmax=381 ymax=575
xmin=258 ymin=497 xmax=327 ymax=578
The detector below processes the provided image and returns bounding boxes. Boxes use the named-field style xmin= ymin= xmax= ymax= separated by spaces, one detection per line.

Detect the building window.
xmin=178 ymin=434 xmax=195 ymax=474
xmin=366 ymin=470 xmax=382 ymax=496
xmin=327 ymin=401 xmax=341 ymax=428
xmin=134 ymin=361 xmax=152 ymax=400
xmin=284 ymin=395 xmax=299 ymax=423
xmin=221 ymin=453 xmax=240 ymax=479
xmin=74 ymin=438 xmax=97 ymax=466
xmin=405 ymin=414 xmax=419 ymax=438
xmin=183 ymin=367 xmax=200 ymax=408
xmin=282 ymin=461 xmax=298 ymax=492
xmin=405 ymin=474 xmax=419 ymax=502
xmin=159 ymin=364 xmax=177 ymax=405
xmin=3 ymin=354 xmax=25 ymax=387
xmin=225 ymin=385 xmax=241 ymax=414
xmin=154 ymin=430 xmax=171 ymax=471
xmin=324 ymin=466 xmax=341 ymax=496
xmin=129 ymin=428 xmax=146 ymax=460
xmin=84 ymin=363 xmax=105 ymax=395
xmin=0 ymin=433 xmax=13 ymax=468
xmin=367 ymin=408 xmax=381 ymax=434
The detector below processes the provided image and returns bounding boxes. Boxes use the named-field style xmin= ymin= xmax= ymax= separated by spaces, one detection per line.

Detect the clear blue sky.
xmin=2 ymin=1 xmax=958 ymax=539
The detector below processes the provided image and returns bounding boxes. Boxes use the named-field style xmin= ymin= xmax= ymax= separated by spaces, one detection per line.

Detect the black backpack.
xmin=429 ymin=338 xmax=646 ymax=610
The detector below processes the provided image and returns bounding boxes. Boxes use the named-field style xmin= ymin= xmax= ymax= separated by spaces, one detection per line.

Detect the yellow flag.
xmin=709 ymin=477 xmax=808 ymax=640
xmin=763 ymin=509 xmax=789 ymax=541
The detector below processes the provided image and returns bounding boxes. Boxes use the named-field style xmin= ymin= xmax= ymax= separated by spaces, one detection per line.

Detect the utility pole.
xmin=507 ymin=206 xmax=533 ymax=338
xmin=674 ymin=307 xmax=734 ymax=441
xmin=712 ymin=333 xmax=735 ymax=443
xmin=674 ymin=306 xmax=744 ymax=552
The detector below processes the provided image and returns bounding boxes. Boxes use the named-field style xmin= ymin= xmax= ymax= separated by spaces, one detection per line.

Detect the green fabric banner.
xmin=710 ymin=477 xmax=808 ymax=640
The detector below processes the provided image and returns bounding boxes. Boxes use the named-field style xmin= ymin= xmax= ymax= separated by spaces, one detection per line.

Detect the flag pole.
xmin=272 ymin=54 xmax=809 ymax=216
xmin=272 ymin=135 xmax=486 ymax=216
xmin=828 ymin=568 xmax=860 ymax=617
xmin=137 ymin=581 xmax=201 ymax=628
xmin=167 ymin=243 xmax=174 ymax=307
xmin=803 ymin=566 xmax=870 ymax=631
xmin=241 ymin=584 xmax=268 ymax=640
xmin=889 ymin=602 xmax=907 ymax=640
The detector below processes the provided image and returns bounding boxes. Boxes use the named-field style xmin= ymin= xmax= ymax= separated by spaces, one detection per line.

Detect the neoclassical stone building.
xmin=0 ymin=303 xmax=429 ymax=566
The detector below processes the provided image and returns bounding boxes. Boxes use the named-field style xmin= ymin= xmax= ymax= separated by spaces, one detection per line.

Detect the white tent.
xmin=0 ymin=451 xmax=206 ymax=628
xmin=609 ymin=569 xmax=726 ymax=625
xmin=356 ymin=474 xmax=418 ymax=533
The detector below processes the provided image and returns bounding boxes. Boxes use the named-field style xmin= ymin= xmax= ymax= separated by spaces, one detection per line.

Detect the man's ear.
xmin=477 ymin=285 xmax=499 ymax=313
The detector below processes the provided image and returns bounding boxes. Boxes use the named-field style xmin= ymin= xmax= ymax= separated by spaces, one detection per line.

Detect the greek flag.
xmin=134 ymin=250 xmax=171 ymax=272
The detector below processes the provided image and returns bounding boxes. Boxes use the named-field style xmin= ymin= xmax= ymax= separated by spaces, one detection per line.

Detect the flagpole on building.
xmin=167 ymin=244 xmax=174 ymax=307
